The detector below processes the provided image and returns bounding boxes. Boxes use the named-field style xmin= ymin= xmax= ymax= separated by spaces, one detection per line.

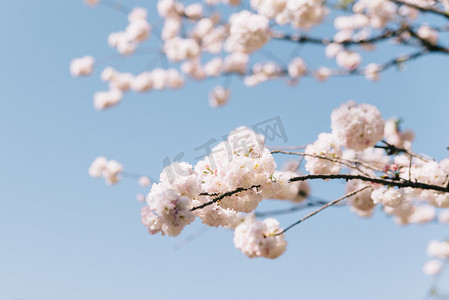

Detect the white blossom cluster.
xmin=209 ymin=85 xmax=230 ymax=107
xmin=345 ymin=179 xmax=375 ymax=217
xmin=194 ymin=127 xmax=276 ymax=213
xmin=423 ymin=239 xmax=448 ymax=276
xmin=70 ymin=55 xmax=94 ymax=77
xmin=417 ymin=24 xmax=439 ymax=45
xmin=78 ymin=1 xmax=449 ymax=286
xmin=350 ymin=157 xmax=449 ymax=226
xmin=136 ymin=127 xmax=304 ymax=257
xmin=321 ymin=0 xmax=441 ymax=74
xmin=244 ymin=61 xmax=283 ymax=87
xmin=130 ymin=126 xmax=317 ymax=257
xmin=108 ymin=7 xmax=151 ymax=55
xmin=304 ymin=101 xmax=384 ymax=175
xmin=142 ymin=189 xmax=195 ymax=236
xmin=263 ymin=170 xmax=310 ymax=203
xmin=225 ymin=10 xmax=271 ymax=53
xmin=299 ymin=100 xmax=449 ymax=226
xmin=331 ymin=101 xmax=385 ymax=151
xmin=88 ymin=100 xmax=449 ymax=261
xmin=74 ymin=0 xmax=447 ymax=108
xmin=371 ymin=186 xmax=405 ymax=207
xmin=164 ymin=37 xmax=200 ymax=62
xmin=305 ymin=133 xmax=343 ymax=175
xmin=384 ymin=118 xmax=414 ymax=150
xmin=287 ymin=57 xmax=307 ymax=80
xmin=88 ymin=156 xmax=123 ymax=184
xmin=93 ymin=67 xmax=184 ymax=109
xmin=233 ymin=214 xmax=287 ymax=259
xmin=250 ymin=0 xmax=328 ymax=30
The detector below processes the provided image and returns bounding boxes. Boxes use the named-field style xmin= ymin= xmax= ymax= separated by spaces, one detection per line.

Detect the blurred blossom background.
xmin=1 ymin=1 xmax=449 ymax=299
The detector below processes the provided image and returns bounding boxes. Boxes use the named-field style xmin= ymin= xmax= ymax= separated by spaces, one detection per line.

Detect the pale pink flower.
xmin=209 ymin=86 xmax=230 ymax=107
xmin=331 ymin=101 xmax=384 ymax=151
xmin=234 ymin=215 xmax=287 ymax=259
xmin=70 ymin=56 xmax=94 ymax=77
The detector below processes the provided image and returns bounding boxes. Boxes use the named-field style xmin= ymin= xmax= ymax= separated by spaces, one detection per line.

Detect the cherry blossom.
xmin=70 ymin=56 xmax=94 ymax=77
xmin=233 ymin=214 xmax=287 ymax=259
xmin=79 ymin=1 xmax=449 ymax=277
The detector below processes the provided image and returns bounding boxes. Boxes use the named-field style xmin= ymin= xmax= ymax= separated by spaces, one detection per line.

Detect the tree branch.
xmin=274 ymin=186 xmax=371 ymax=235
xmin=255 ymin=197 xmax=331 ymax=218
xmin=191 ymin=185 xmax=260 ymax=211
xmin=271 ymin=150 xmax=383 ymax=174
xmin=390 ymin=0 xmax=449 ymax=20
xmin=272 ymin=28 xmax=404 ymax=46
xmin=191 ymin=172 xmax=448 ymax=213
xmin=218 ymin=48 xmax=439 ymax=83
xmin=374 ymin=140 xmax=432 ymax=162
xmin=424 ymin=261 xmax=449 ymax=300
xmin=288 ymin=174 xmax=449 ymax=193
xmin=405 ymin=27 xmax=449 ymax=54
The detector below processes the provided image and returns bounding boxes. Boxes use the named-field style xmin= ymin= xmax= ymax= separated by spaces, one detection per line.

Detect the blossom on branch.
xmin=233 ymin=214 xmax=287 ymax=259
xmin=331 ymin=101 xmax=385 ymax=151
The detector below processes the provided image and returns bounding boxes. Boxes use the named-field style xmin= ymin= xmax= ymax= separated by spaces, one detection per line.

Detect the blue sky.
xmin=1 ymin=1 xmax=449 ymax=299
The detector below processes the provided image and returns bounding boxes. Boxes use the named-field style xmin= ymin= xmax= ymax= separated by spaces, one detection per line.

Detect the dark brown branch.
xmin=191 ymin=185 xmax=260 ymax=211
xmin=271 ymin=150 xmax=382 ymax=174
xmin=405 ymin=27 xmax=449 ymax=54
xmin=272 ymin=28 xmax=404 ymax=46
xmin=376 ymin=50 xmax=426 ymax=71
xmin=288 ymin=174 xmax=449 ymax=193
xmin=374 ymin=140 xmax=431 ymax=162
xmin=191 ymin=172 xmax=448 ymax=212
xmin=218 ymin=48 xmax=440 ymax=83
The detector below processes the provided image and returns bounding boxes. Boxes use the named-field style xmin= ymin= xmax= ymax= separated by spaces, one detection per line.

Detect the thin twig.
xmin=98 ymin=0 xmax=132 ymax=14
xmin=271 ymin=150 xmax=380 ymax=175
xmin=255 ymin=198 xmax=332 ymax=218
xmin=275 ymin=186 xmax=370 ymax=235
xmin=375 ymin=140 xmax=432 ymax=162
xmin=174 ymin=226 xmax=209 ymax=249
xmin=272 ymin=28 xmax=404 ymax=46
xmin=423 ymin=261 xmax=449 ymax=300
xmin=218 ymin=48 xmax=442 ymax=82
